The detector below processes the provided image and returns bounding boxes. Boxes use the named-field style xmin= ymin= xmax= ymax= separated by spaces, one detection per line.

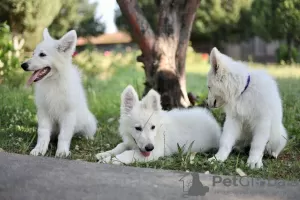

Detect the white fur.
xmin=207 ymin=47 xmax=288 ymax=169
xmin=22 ymin=28 xmax=97 ymax=157
xmin=96 ymin=85 xmax=221 ymax=165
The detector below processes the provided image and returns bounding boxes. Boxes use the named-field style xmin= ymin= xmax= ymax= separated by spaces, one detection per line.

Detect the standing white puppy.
xmin=206 ymin=47 xmax=288 ymax=169
xmin=21 ymin=28 xmax=97 ymax=157
xmin=96 ymin=85 xmax=221 ymax=165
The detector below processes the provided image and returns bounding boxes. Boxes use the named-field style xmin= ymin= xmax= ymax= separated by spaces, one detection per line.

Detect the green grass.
xmin=0 ymin=50 xmax=300 ymax=180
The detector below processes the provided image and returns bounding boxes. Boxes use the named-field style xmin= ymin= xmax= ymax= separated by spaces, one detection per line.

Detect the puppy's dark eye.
xmin=39 ymin=53 xmax=46 ymax=57
xmin=208 ymin=86 xmax=211 ymax=90
xmin=135 ymin=126 xmax=142 ymax=131
xmin=151 ymin=125 xmax=155 ymax=130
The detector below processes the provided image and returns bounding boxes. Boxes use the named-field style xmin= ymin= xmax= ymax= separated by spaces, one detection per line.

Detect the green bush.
xmin=185 ymin=44 xmax=209 ymax=66
xmin=276 ymin=44 xmax=300 ymax=64
xmin=0 ymin=23 xmax=24 ymax=86
xmin=73 ymin=49 xmax=140 ymax=79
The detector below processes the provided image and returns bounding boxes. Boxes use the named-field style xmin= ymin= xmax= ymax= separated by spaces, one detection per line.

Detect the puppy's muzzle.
xmin=145 ymin=143 xmax=154 ymax=152
xmin=21 ymin=62 xmax=29 ymax=71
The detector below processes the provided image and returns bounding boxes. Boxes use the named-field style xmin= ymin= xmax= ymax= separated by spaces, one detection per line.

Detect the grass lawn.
xmin=0 ymin=50 xmax=300 ymax=180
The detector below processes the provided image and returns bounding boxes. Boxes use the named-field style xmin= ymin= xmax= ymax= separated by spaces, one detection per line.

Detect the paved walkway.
xmin=0 ymin=152 xmax=299 ymax=200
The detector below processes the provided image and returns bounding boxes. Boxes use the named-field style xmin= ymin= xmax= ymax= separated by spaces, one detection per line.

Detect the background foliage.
xmin=0 ymin=23 xmax=24 ymax=86
xmin=0 ymin=0 xmax=102 ymax=50
xmin=1 ymin=0 xmax=300 ymax=61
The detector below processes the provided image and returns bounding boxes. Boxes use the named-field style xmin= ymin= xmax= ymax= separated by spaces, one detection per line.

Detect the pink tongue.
xmin=27 ymin=70 xmax=42 ymax=85
xmin=141 ymin=151 xmax=151 ymax=157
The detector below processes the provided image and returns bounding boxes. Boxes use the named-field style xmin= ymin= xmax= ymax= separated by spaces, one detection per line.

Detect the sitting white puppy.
xmin=207 ymin=47 xmax=288 ymax=169
xmin=96 ymin=85 xmax=221 ymax=165
xmin=21 ymin=28 xmax=97 ymax=157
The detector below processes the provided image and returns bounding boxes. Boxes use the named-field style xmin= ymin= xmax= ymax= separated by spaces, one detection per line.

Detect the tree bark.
xmin=117 ymin=0 xmax=201 ymax=110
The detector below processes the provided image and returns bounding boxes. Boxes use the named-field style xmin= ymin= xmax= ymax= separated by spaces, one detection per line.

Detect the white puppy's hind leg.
xmin=209 ymin=117 xmax=241 ymax=162
xmin=55 ymin=112 xmax=76 ymax=158
xmin=30 ymin=112 xmax=52 ymax=156
xmin=247 ymin=120 xmax=271 ymax=169
xmin=96 ymin=142 xmax=128 ymax=160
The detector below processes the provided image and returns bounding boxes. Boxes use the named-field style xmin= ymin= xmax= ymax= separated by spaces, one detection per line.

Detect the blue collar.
xmin=241 ymin=75 xmax=250 ymax=95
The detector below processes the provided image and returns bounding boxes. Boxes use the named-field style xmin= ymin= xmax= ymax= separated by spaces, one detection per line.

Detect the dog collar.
xmin=241 ymin=75 xmax=250 ymax=95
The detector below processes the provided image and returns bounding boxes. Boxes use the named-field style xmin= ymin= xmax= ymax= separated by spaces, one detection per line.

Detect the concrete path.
xmin=0 ymin=152 xmax=299 ymax=200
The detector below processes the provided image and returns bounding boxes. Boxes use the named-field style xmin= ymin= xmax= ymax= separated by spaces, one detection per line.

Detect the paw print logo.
xmin=179 ymin=172 xmax=209 ymax=198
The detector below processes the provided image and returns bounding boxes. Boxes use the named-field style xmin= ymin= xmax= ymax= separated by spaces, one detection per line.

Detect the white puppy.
xmin=21 ymin=28 xmax=97 ymax=157
xmin=206 ymin=47 xmax=288 ymax=169
xmin=96 ymin=85 xmax=221 ymax=165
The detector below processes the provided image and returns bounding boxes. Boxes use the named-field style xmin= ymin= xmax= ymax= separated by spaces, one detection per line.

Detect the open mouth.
xmin=139 ymin=149 xmax=151 ymax=157
xmin=132 ymin=136 xmax=151 ymax=157
xmin=27 ymin=67 xmax=51 ymax=85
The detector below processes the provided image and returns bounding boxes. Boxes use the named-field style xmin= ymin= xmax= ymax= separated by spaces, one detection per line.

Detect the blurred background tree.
xmin=116 ymin=0 xmax=158 ymax=33
xmin=0 ymin=0 xmax=299 ymax=62
xmin=252 ymin=0 xmax=300 ymax=63
xmin=0 ymin=0 xmax=102 ymax=50
xmin=191 ymin=0 xmax=254 ymax=48
xmin=0 ymin=0 xmax=62 ymax=50
xmin=117 ymin=0 xmax=254 ymax=49
xmin=49 ymin=0 xmax=103 ymax=38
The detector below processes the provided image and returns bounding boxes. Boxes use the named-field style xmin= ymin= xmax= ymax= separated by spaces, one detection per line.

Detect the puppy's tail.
xmin=268 ymin=123 xmax=288 ymax=158
xmin=84 ymin=112 xmax=97 ymax=139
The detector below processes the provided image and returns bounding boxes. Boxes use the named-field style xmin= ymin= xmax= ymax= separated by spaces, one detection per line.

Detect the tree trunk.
xmin=117 ymin=0 xmax=201 ymax=110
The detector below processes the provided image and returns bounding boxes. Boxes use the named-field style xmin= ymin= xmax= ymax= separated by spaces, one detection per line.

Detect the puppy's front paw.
xmin=110 ymin=159 xmax=123 ymax=165
xmin=30 ymin=142 xmax=49 ymax=156
xmin=271 ymin=152 xmax=278 ymax=159
xmin=30 ymin=148 xmax=47 ymax=156
xmin=247 ymin=156 xmax=263 ymax=169
xmin=98 ymin=156 xmax=123 ymax=165
xmin=208 ymin=152 xmax=227 ymax=163
xmin=95 ymin=152 xmax=111 ymax=160
xmin=55 ymin=148 xmax=71 ymax=158
xmin=98 ymin=155 xmax=110 ymax=163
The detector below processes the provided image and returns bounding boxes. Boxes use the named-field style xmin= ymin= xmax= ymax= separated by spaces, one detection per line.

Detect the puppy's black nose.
xmin=145 ymin=144 xmax=154 ymax=152
xmin=21 ymin=62 xmax=29 ymax=71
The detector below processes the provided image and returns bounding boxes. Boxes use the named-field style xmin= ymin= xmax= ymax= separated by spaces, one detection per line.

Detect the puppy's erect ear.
xmin=43 ymin=28 xmax=51 ymax=40
xmin=121 ymin=85 xmax=139 ymax=114
xmin=57 ymin=30 xmax=77 ymax=54
xmin=210 ymin=47 xmax=220 ymax=73
xmin=142 ymin=89 xmax=162 ymax=111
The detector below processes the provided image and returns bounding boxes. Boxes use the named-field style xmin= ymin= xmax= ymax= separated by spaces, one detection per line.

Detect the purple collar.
xmin=241 ymin=75 xmax=250 ymax=95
